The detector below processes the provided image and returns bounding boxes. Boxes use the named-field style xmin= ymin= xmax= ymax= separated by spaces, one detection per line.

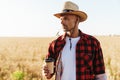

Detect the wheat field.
xmin=0 ymin=36 xmax=119 ymax=80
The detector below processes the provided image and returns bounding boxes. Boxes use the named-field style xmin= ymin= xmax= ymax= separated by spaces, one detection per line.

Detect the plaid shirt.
xmin=47 ymin=30 xmax=105 ymax=80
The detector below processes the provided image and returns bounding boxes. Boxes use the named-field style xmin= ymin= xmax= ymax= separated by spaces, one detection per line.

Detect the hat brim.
xmin=54 ymin=11 xmax=87 ymax=22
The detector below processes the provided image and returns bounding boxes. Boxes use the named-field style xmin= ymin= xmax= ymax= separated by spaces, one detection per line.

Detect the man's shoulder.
xmin=53 ymin=35 xmax=64 ymax=41
xmin=49 ymin=35 xmax=63 ymax=44
xmin=82 ymin=33 xmax=100 ymax=44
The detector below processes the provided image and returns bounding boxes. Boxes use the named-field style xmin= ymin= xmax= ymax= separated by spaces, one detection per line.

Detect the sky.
xmin=0 ymin=0 xmax=120 ymax=37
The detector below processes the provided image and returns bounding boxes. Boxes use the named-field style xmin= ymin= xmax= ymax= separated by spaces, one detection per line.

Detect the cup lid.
xmin=45 ymin=58 xmax=55 ymax=62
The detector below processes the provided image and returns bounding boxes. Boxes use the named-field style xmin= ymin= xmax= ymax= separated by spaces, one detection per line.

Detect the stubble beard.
xmin=62 ymin=24 xmax=70 ymax=32
xmin=62 ymin=25 xmax=75 ymax=37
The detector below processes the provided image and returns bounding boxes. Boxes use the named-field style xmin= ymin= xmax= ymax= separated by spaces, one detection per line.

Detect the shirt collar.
xmin=61 ymin=29 xmax=86 ymax=41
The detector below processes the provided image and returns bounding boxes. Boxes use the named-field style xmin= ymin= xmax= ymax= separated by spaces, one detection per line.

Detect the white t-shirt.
xmin=61 ymin=36 xmax=80 ymax=80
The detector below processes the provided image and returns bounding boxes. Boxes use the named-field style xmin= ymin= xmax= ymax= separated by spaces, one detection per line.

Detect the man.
xmin=43 ymin=1 xmax=107 ymax=80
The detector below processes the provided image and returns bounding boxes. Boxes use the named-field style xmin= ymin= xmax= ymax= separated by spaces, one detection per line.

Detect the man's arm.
xmin=92 ymin=39 xmax=106 ymax=79
xmin=43 ymin=41 xmax=56 ymax=79
xmin=95 ymin=73 xmax=107 ymax=80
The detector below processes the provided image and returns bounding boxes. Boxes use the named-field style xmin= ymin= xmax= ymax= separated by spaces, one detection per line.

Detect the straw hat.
xmin=54 ymin=1 xmax=87 ymax=22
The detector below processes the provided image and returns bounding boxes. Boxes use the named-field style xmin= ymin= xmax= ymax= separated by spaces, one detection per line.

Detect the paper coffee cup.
xmin=45 ymin=58 xmax=55 ymax=74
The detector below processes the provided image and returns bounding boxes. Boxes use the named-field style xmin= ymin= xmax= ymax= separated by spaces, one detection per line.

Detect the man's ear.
xmin=76 ymin=16 xmax=80 ymax=24
xmin=77 ymin=17 xmax=80 ymax=22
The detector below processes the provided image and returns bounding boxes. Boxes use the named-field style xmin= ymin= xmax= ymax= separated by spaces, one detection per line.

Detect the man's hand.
xmin=43 ymin=64 xmax=53 ymax=79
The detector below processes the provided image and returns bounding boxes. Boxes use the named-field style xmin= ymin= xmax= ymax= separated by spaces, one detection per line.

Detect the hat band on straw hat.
xmin=62 ymin=9 xmax=74 ymax=13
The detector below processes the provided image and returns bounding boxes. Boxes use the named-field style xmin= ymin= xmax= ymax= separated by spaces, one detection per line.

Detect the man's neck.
xmin=67 ymin=29 xmax=79 ymax=38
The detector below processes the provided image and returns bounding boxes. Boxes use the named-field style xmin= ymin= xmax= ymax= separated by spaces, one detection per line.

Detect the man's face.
xmin=60 ymin=14 xmax=78 ymax=32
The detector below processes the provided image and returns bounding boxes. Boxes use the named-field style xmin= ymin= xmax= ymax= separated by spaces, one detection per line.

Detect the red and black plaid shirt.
xmin=47 ymin=30 xmax=105 ymax=80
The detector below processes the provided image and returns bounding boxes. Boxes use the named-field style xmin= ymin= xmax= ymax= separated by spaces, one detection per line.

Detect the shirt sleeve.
xmin=46 ymin=40 xmax=56 ymax=58
xmin=93 ymin=41 xmax=106 ymax=75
